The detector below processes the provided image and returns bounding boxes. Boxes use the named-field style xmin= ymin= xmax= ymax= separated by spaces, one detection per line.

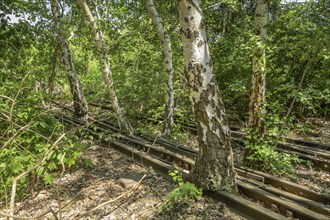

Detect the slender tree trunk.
xmin=76 ymin=0 xmax=133 ymax=134
xmin=248 ymin=0 xmax=268 ymax=132
xmin=178 ymin=0 xmax=236 ymax=192
xmin=146 ymin=0 xmax=174 ymax=137
xmin=51 ymin=0 xmax=89 ymax=119
xmin=48 ymin=46 xmax=58 ymax=95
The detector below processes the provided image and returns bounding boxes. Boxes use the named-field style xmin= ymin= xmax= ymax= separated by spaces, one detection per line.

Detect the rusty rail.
xmin=53 ymin=112 xmax=330 ymax=219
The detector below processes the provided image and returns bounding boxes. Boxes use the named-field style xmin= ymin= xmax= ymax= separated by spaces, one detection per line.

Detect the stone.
xmin=116 ymin=173 xmax=145 ymax=189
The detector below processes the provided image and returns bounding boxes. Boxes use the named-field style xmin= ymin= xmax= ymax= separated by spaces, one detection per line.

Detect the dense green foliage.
xmin=0 ymin=0 xmax=329 ymax=203
xmin=0 ymin=50 xmax=87 ymax=202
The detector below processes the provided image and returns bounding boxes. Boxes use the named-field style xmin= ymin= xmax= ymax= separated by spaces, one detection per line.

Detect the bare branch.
xmin=9 ymin=133 xmax=67 ymax=217
xmin=0 ymin=123 xmax=32 ymax=152
xmin=73 ymin=174 xmax=146 ymax=219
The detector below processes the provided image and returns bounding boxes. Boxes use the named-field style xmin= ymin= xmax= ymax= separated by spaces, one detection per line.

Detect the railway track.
xmin=87 ymin=102 xmax=330 ymax=171
xmin=53 ymin=110 xmax=330 ymax=220
xmin=198 ymin=127 xmax=330 ymax=172
xmin=180 ymin=121 xmax=329 ymax=153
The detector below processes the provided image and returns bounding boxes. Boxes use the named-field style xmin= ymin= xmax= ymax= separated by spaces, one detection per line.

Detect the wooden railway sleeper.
xmin=53 ymin=112 xmax=328 ymax=219
xmin=237 ymin=180 xmax=328 ymax=220
xmin=138 ymin=129 xmax=330 ymax=207
xmin=239 ymin=176 xmax=330 ymax=216
xmin=92 ymin=120 xmax=330 ymax=216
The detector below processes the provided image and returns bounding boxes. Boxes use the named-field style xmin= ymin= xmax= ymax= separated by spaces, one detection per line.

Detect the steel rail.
xmin=54 ymin=113 xmax=287 ymax=220
xmin=190 ymin=128 xmax=330 ymax=171
xmin=88 ymin=101 xmax=330 ymax=159
xmin=87 ymin=116 xmax=330 ymax=206
xmin=54 ymin=112 xmax=329 ymax=219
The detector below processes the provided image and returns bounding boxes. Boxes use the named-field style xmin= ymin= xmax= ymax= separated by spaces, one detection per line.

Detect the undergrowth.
xmin=244 ymin=130 xmax=302 ymax=175
xmin=161 ymin=170 xmax=202 ymax=210
xmin=0 ymin=90 xmax=91 ymax=204
xmin=244 ymin=102 xmax=304 ymax=175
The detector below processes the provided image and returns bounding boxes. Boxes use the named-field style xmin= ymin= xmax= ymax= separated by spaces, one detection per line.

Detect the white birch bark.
xmin=178 ymin=0 xmax=236 ymax=192
xmin=146 ymin=0 xmax=174 ymax=137
xmin=51 ymin=0 xmax=89 ymax=119
xmin=248 ymin=0 xmax=268 ymax=131
xmin=76 ymin=0 xmax=133 ymax=134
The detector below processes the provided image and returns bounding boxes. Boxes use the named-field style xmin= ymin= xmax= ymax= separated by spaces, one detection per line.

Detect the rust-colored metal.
xmin=54 ymin=111 xmax=330 ymax=220
xmin=237 ymin=180 xmax=328 ymax=220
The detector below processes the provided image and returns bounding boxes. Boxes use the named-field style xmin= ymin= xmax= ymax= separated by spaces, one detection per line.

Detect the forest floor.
xmin=2 ymin=132 xmax=328 ymax=220
xmin=0 ymin=139 xmax=244 ymax=220
xmin=1 ymin=107 xmax=329 ymax=219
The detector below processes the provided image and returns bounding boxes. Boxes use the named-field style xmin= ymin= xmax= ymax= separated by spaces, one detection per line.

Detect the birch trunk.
xmin=248 ymin=0 xmax=268 ymax=131
xmin=76 ymin=0 xmax=133 ymax=134
xmin=51 ymin=0 xmax=89 ymax=119
xmin=146 ymin=0 xmax=174 ymax=137
xmin=178 ymin=0 xmax=236 ymax=192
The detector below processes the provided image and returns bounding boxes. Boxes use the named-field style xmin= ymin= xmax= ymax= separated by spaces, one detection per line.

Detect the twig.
xmin=132 ymin=200 xmax=162 ymax=220
xmin=0 ymin=95 xmax=14 ymax=102
xmin=0 ymin=210 xmax=51 ymax=220
xmin=0 ymin=178 xmax=9 ymax=211
xmin=53 ymin=182 xmax=99 ymax=215
xmin=56 ymin=153 xmax=66 ymax=220
xmin=275 ymin=59 xmax=311 ymax=147
xmin=49 ymin=206 xmax=59 ymax=220
xmin=1 ymin=107 xmax=56 ymax=143
xmin=0 ymin=111 xmax=10 ymax=120
xmin=0 ymin=123 xmax=32 ymax=152
xmin=146 ymin=134 xmax=161 ymax=154
xmin=73 ymin=174 xmax=146 ymax=219
xmin=206 ymin=2 xmax=222 ymax=10
xmin=67 ymin=31 xmax=75 ymax=41
xmin=9 ymin=72 xmax=30 ymax=130
xmin=0 ymin=176 xmax=93 ymax=219
xmin=9 ymin=133 xmax=67 ymax=218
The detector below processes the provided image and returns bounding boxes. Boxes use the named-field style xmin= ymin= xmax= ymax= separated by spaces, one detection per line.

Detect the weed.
xmin=161 ymin=170 xmax=202 ymax=210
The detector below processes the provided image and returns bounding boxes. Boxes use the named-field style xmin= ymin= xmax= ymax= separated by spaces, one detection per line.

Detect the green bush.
xmin=244 ymin=131 xmax=302 ymax=175
xmin=0 ymin=84 xmax=87 ymax=203
xmin=244 ymin=102 xmax=302 ymax=175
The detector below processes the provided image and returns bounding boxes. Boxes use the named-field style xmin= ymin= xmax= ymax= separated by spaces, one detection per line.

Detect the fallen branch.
xmin=73 ymin=174 xmax=146 ymax=219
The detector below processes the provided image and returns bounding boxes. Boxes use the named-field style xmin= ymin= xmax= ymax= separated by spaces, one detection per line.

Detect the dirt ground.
xmin=1 ymin=112 xmax=328 ymax=219
xmin=0 ymin=140 xmax=244 ymax=220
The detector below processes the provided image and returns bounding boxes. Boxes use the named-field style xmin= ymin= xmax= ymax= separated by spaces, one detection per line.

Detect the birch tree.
xmin=76 ymin=0 xmax=133 ymax=134
xmin=51 ymin=0 xmax=89 ymax=119
xmin=248 ymin=0 xmax=268 ymax=132
xmin=146 ymin=0 xmax=174 ymax=137
xmin=178 ymin=0 xmax=236 ymax=192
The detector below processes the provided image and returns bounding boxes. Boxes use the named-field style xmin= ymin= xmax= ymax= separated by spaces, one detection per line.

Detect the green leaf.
xmin=44 ymin=173 xmax=55 ymax=185
xmin=12 ymin=161 xmax=24 ymax=174
xmin=39 ymin=121 xmax=47 ymax=129
xmin=36 ymin=166 xmax=45 ymax=176
xmin=47 ymin=162 xmax=57 ymax=170
xmin=84 ymin=159 xmax=95 ymax=168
